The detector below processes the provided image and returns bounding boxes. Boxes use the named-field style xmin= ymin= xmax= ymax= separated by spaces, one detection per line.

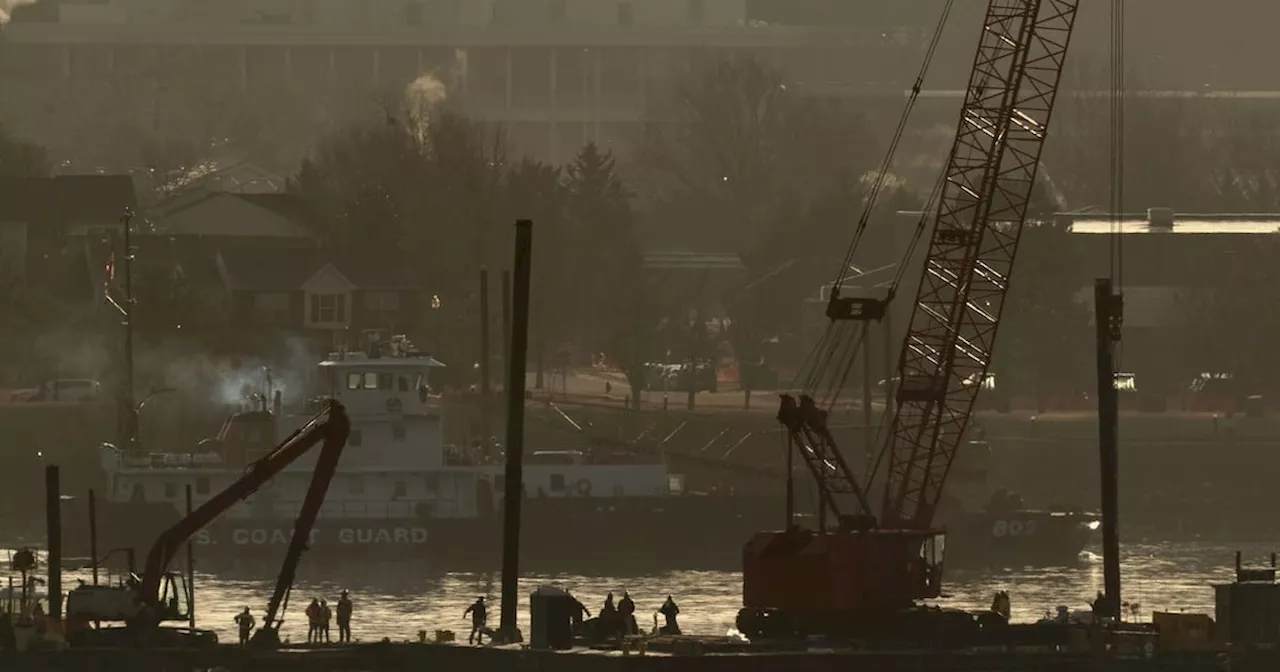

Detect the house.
xmin=0 ymin=175 xmax=138 ymax=298
xmin=214 ymin=247 xmax=425 ymax=338
xmin=146 ymin=191 xmax=314 ymax=248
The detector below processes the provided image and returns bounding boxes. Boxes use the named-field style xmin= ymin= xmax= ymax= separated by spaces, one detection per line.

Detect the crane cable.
xmin=792 ymin=0 xmax=957 ymax=398
xmin=831 ymin=0 xmax=957 ymax=293
xmin=1110 ymin=0 xmax=1126 ymax=370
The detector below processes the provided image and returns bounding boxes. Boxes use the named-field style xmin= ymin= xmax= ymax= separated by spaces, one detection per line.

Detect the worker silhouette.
xmin=464 ymin=597 xmax=488 ymax=645
xmin=234 ymin=607 xmax=256 ymax=646
xmin=570 ymin=594 xmax=591 ymax=630
xmin=336 ymin=590 xmax=353 ymax=643
xmin=617 ymin=591 xmax=637 ymax=635
xmin=320 ymin=599 xmax=332 ymax=643
xmin=305 ymin=598 xmax=322 ymax=643
xmin=601 ymin=592 xmax=616 ymax=618
xmin=658 ymin=596 xmax=681 ymax=635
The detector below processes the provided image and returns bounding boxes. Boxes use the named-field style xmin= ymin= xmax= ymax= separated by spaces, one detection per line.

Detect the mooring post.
xmin=1094 ymin=277 xmax=1122 ymax=621
xmin=497 ymin=220 xmax=533 ymax=643
xmin=186 ymin=484 xmax=195 ymax=629
xmin=479 ymin=268 xmax=492 ymax=457
xmin=45 ymin=465 xmax=61 ymax=621
xmin=88 ymin=489 xmax=99 ymax=586
xmin=502 ymin=269 xmax=512 ymax=387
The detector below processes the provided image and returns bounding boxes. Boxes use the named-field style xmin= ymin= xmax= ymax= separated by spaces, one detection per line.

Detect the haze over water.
xmin=8 ymin=541 xmax=1260 ymax=644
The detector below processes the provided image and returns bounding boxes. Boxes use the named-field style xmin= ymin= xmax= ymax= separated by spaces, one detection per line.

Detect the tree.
xmin=997 ymin=217 xmax=1091 ymax=409
xmin=633 ymin=57 xmax=877 ymax=254
xmin=559 ymin=142 xmax=650 ymax=403
xmin=0 ymin=122 xmax=49 ymax=178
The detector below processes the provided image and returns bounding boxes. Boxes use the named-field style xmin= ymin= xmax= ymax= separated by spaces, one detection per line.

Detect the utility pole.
xmin=862 ymin=324 xmax=874 ymax=473
xmin=478 ymin=269 xmax=492 ymax=456
xmin=1094 ymin=277 xmax=1123 ymax=621
xmin=107 ymin=209 xmax=139 ymax=450
xmin=497 ymin=220 xmax=533 ymax=644
xmin=501 ymin=270 xmax=512 ymax=384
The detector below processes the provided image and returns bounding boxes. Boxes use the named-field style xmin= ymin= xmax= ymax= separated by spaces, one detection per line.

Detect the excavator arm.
xmin=136 ymin=401 xmax=350 ymax=616
xmin=253 ymin=401 xmax=352 ymax=646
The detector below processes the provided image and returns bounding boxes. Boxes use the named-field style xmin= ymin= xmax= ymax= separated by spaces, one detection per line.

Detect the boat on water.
xmin=59 ymin=333 xmax=1095 ymax=572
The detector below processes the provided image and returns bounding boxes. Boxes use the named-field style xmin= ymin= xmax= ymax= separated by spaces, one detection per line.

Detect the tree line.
xmin=5 ymin=58 xmax=1280 ymax=398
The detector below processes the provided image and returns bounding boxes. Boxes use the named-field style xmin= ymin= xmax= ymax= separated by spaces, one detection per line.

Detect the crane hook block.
xmin=826 ymin=296 xmax=888 ymax=322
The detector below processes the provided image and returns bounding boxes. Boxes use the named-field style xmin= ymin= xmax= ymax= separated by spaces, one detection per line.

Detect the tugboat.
xmin=62 ymin=331 xmax=1095 ymax=571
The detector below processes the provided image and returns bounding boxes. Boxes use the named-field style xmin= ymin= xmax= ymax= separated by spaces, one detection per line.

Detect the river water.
xmin=3 ymin=541 xmax=1266 ymax=644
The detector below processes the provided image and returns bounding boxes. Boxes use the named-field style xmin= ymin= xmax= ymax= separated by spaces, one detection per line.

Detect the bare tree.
xmin=633 ymin=57 xmax=877 ymax=253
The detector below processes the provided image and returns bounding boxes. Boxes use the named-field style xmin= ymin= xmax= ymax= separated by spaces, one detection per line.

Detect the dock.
xmin=0 ymin=639 xmax=1257 ymax=672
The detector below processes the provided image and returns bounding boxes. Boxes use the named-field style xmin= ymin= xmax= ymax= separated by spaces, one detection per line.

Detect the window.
xmin=350 ymin=430 xmax=363 ymax=447
xmin=618 ymin=1 xmax=632 ymax=26
xmin=195 ymin=477 xmax=210 ymax=495
xmin=379 ymin=373 xmax=393 ymax=389
xmin=398 ymin=376 xmax=409 ymax=392
xmin=688 ymin=0 xmax=704 ymax=23
xmin=548 ymin=0 xmax=565 ymax=22
xmin=164 ymin=482 xmax=177 ymax=499
xmin=393 ymin=481 xmax=407 ymax=498
xmin=550 ymin=474 xmax=565 ymax=492
xmin=349 ymin=476 xmax=364 ymax=495
xmin=392 ymin=424 xmax=406 ymax=441
xmin=253 ymin=292 xmax=290 ymax=324
xmin=363 ymin=372 xmax=379 ymax=389
xmin=363 ymin=292 xmax=401 ymax=327
xmin=404 ymin=1 xmax=423 ymax=25
xmin=347 ymin=373 xmax=362 ymax=390
xmin=309 ymin=293 xmax=346 ymax=324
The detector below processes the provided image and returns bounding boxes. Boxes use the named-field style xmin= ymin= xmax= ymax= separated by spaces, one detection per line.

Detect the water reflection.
xmin=4 ymin=541 xmax=1265 ymax=644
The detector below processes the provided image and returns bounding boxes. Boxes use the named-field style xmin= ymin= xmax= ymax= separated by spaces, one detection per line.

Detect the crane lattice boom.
xmin=882 ymin=0 xmax=1078 ymax=528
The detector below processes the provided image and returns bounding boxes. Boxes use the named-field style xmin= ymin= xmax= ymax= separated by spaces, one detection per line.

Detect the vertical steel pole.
xmin=45 ymin=466 xmax=62 ymax=621
xmin=88 ymin=489 xmax=99 ymax=586
xmin=1094 ymin=277 xmax=1122 ymax=621
xmin=479 ymin=269 xmax=492 ymax=455
xmin=186 ymin=484 xmax=195 ymax=629
xmin=498 ymin=220 xmax=534 ymax=642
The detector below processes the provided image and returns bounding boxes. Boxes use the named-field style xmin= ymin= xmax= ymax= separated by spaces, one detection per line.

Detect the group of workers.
xmin=233 ymin=590 xmax=354 ymax=646
xmin=463 ymin=591 xmax=681 ymax=646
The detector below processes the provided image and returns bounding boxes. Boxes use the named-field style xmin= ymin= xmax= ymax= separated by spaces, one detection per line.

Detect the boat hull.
xmin=60 ymin=496 xmax=1094 ymax=573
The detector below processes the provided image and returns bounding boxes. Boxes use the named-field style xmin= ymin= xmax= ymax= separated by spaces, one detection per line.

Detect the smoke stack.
xmin=273 ymin=390 xmax=283 ymax=416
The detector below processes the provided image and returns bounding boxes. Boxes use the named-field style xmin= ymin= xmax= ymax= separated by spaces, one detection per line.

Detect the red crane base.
xmin=738 ymin=528 xmax=947 ymax=639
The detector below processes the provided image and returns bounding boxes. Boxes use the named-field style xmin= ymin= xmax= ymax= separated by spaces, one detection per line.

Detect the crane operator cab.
xmin=65 ymin=572 xmax=191 ymax=625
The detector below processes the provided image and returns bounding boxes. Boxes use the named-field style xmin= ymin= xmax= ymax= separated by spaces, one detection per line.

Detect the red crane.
xmin=738 ymin=0 xmax=1079 ymax=639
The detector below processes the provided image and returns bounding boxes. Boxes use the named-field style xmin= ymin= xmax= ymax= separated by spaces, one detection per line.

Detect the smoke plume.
xmin=0 ymin=0 xmax=36 ymax=25
xmin=404 ymin=73 xmax=448 ymax=142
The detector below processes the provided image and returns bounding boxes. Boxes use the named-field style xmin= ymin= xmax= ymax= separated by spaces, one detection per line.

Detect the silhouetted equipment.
xmin=251 ymin=402 xmax=352 ymax=648
xmin=739 ymin=0 xmax=1079 ymax=640
xmin=63 ymin=403 xmax=349 ymax=647
xmin=529 ymin=586 xmax=575 ymax=651
xmin=1215 ymin=552 xmax=1280 ymax=647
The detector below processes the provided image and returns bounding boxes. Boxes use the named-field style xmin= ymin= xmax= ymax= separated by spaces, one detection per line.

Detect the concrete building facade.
xmin=3 ymin=0 xmax=1279 ymax=167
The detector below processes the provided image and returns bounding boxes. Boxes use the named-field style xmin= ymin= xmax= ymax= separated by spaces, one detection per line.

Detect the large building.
xmin=3 ymin=0 xmax=1279 ymax=167
xmin=6 ymin=0 xmax=1279 ymax=166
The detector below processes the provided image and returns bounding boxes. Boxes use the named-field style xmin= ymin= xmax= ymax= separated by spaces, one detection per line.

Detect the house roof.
xmin=216 ymin=247 xmax=419 ymax=292
xmin=0 ymin=175 xmax=138 ymax=230
xmin=147 ymin=192 xmax=312 ymax=239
